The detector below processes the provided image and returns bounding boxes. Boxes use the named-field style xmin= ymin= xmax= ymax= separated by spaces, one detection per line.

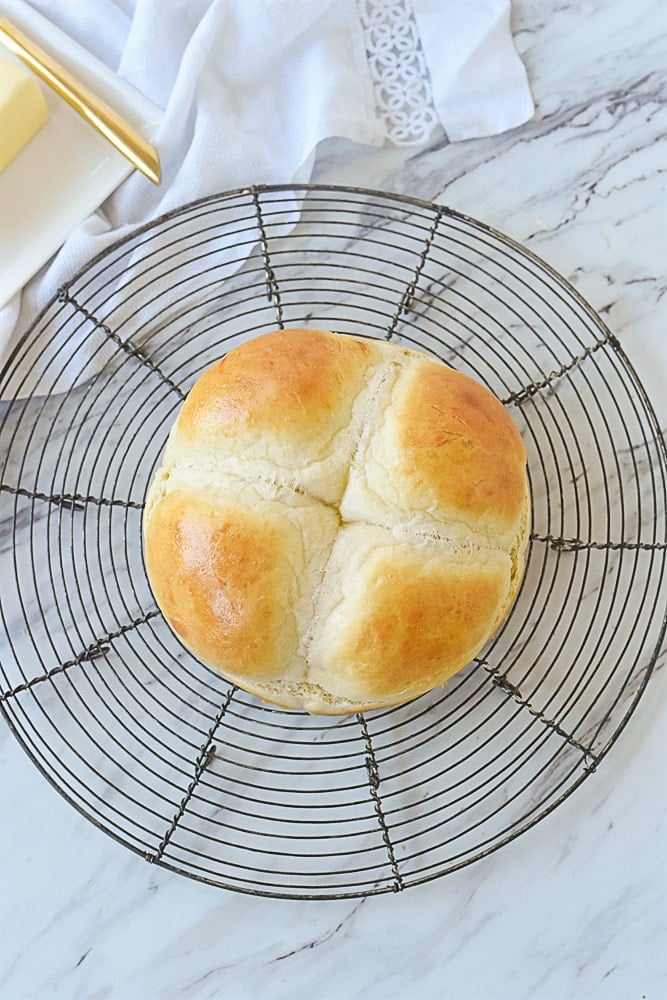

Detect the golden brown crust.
xmin=389 ymin=360 xmax=527 ymax=536
xmin=309 ymin=546 xmax=510 ymax=706
xmin=177 ymin=327 xmax=381 ymax=455
xmin=350 ymin=558 xmax=506 ymax=699
xmin=144 ymin=487 xmax=300 ymax=679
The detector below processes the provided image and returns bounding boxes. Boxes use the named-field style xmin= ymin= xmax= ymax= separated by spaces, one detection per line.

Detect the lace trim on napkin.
xmin=357 ymin=0 xmax=439 ymax=145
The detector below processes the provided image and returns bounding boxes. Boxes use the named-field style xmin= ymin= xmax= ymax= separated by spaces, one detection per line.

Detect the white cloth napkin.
xmin=0 ymin=0 xmax=533 ymax=394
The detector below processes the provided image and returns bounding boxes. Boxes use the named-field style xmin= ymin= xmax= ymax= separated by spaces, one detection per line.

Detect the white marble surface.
xmin=1 ymin=0 xmax=666 ymax=997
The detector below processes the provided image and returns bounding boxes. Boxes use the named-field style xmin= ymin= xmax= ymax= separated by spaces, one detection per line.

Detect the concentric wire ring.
xmin=1 ymin=184 xmax=665 ymax=899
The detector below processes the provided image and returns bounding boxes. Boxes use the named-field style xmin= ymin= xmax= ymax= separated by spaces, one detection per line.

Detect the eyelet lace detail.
xmin=357 ymin=0 xmax=439 ymax=146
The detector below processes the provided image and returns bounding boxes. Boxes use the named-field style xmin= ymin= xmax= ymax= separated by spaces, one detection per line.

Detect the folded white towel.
xmin=0 ymin=0 xmax=533 ymax=394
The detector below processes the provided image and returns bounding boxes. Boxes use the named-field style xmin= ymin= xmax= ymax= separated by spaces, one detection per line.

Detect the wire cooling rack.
xmin=1 ymin=185 xmax=665 ymax=900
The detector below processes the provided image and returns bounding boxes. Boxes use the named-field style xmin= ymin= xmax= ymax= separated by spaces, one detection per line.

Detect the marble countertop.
xmin=1 ymin=0 xmax=665 ymax=997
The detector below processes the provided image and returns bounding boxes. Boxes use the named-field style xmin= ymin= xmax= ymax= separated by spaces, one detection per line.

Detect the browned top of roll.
xmin=144 ymin=487 xmax=302 ymax=677
xmin=178 ymin=327 xmax=382 ymax=462
xmin=386 ymin=359 xmax=526 ymax=536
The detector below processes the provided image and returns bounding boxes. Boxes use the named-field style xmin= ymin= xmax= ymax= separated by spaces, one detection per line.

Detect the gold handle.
xmin=0 ymin=17 xmax=161 ymax=185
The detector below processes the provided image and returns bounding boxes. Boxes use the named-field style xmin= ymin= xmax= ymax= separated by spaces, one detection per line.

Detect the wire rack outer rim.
xmin=1 ymin=182 xmax=666 ymax=901
xmin=0 ymin=181 xmax=624 ymax=388
xmin=2 ymin=679 xmax=659 ymax=904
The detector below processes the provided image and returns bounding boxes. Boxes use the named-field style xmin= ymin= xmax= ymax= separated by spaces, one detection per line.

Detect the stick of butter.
xmin=0 ymin=54 xmax=49 ymax=173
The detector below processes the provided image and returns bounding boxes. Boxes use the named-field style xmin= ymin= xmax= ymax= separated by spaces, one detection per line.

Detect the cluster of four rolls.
xmin=144 ymin=328 xmax=530 ymax=714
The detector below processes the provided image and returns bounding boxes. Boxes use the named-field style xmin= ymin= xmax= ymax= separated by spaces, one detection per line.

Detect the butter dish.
xmin=0 ymin=52 xmax=49 ymax=172
xmin=0 ymin=0 xmax=162 ymax=310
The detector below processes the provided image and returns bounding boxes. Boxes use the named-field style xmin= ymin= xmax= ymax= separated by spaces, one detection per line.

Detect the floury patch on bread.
xmin=143 ymin=328 xmax=530 ymax=714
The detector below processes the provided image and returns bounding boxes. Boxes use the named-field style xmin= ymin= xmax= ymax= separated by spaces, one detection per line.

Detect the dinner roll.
xmin=143 ymin=328 xmax=530 ymax=714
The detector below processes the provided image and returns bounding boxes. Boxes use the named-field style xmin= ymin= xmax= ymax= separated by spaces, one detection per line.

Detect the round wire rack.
xmin=1 ymin=184 xmax=665 ymax=900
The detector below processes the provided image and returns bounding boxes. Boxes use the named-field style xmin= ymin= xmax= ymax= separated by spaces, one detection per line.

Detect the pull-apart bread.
xmin=144 ymin=328 xmax=530 ymax=714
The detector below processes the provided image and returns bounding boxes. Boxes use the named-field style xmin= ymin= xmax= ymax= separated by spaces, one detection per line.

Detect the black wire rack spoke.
xmin=161 ymin=804 xmax=397 ymax=897
xmin=0 ymin=493 xmax=151 ymax=694
xmin=0 ymin=661 xmax=187 ymax=855
xmin=0 ymin=630 xmax=238 ymax=859
xmin=146 ymin=684 xmax=238 ymax=864
xmin=75 ymin=261 xmax=275 ymax=397
xmin=153 ymin=697 xmax=401 ymax=896
xmin=137 ymin=262 xmax=285 ymax=398
xmin=350 ymin=699 xmax=589 ymax=885
xmin=0 ymin=483 xmax=144 ymax=511
xmin=246 ymin=194 xmax=446 ymax=342
xmin=58 ymin=289 xmax=187 ymax=403
xmin=0 ymin=298 xmax=106 ymax=402
xmin=0 ymin=609 xmax=160 ymax=700
xmin=477 ymin=660 xmax=597 ymax=760
xmin=0 ymin=347 xmax=178 ymax=514
xmin=0 ymin=184 xmax=665 ymax=899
